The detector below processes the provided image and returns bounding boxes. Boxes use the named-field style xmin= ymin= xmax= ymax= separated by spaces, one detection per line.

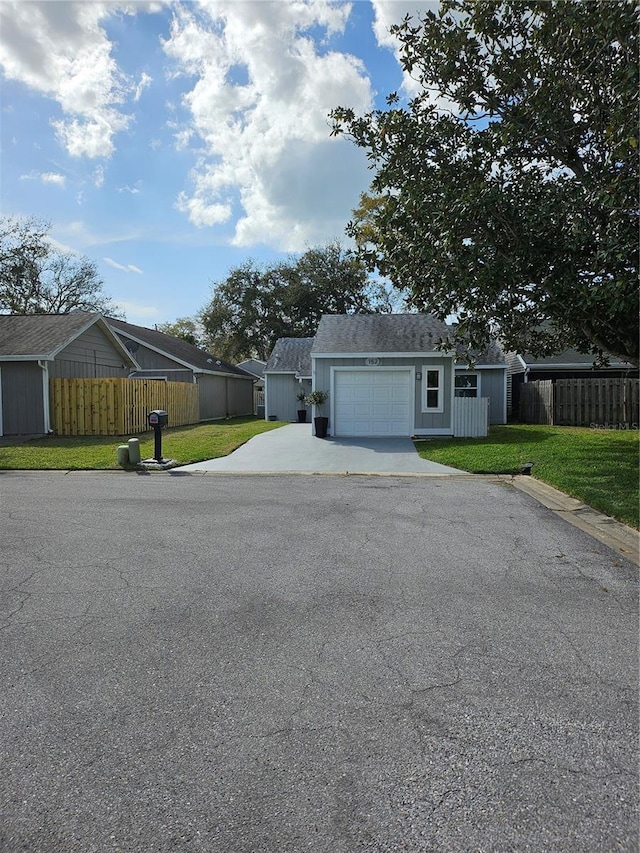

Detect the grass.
xmin=415 ymin=424 xmax=640 ymax=529
xmin=0 ymin=417 xmax=285 ymax=472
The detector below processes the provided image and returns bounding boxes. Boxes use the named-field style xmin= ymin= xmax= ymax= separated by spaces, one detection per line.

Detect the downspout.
xmin=38 ymin=359 xmax=52 ymax=433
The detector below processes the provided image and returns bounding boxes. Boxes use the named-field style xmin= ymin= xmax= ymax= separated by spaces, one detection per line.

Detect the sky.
xmin=0 ymin=0 xmax=438 ymax=328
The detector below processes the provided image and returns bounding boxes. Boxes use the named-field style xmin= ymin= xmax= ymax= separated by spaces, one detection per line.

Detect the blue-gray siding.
xmin=198 ymin=375 xmax=254 ymax=420
xmin=50 ymin=325 xmax=129 ymax=379
xmin=265 ymin=375 xmax=312 ymax=422
xmin=1 ymin=362 xmax=45 ymax=435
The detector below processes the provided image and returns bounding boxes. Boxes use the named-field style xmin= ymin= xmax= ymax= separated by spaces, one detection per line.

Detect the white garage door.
xmin=333 ymin=370 xmax=412 ymax=437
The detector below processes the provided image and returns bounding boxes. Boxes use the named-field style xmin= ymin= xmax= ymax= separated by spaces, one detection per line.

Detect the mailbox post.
xmin=147 ymin=409 xmax=168 ymax=462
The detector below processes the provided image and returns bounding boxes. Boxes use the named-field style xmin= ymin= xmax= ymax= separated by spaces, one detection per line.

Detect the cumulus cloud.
xmin=163 ymin=0 xmax=374 ymax=250
xmin=371 ymin=1 xmax=439 ymax=96
xmin=0 ymin=1 xmax=138 ymax=158
xmin=104 ymin=257 xmax=144 ymax=274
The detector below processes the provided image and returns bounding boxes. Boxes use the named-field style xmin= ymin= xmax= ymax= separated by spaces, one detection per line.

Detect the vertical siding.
xmin=478 ymin=369 xmax=507 ymax=424
xmin=226 ymin=377 xmax=253 ymax=417
xmin=198 ymin=375 xmax=227 ymax=420
xmin=266 ymin=374 xmax=310 ymax=421
xmin=53 ymin=325 xmax=130 ymax=378
xmin=121 ymin=342 xmax=185 ymax=371
xmin=1 ymin=362 xmax=45 ymax=434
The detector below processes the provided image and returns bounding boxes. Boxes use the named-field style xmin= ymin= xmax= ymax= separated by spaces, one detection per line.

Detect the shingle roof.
xmin=312 ymin=313 xmax=450 ymax=354
xmin=237 ymin=358 xmax=266 ymax=379
xmin=517 ymin=348 xmax=631 ymax=368
xmin=265 ymin=338 xmax=313 ymax=376
xmin=0 ymin=312 xmax=132 ymax=360
xmin=108 ymin=318 xmax=253 ymax=378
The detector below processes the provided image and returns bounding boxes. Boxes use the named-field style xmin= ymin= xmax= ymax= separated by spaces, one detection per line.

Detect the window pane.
xmin=427 ymin=389 xmax=439 ymax=408
xmin=426 ymin=370 xmax=440 ymax=388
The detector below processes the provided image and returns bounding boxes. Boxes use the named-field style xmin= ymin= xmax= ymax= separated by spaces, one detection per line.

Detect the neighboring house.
xmin=506 ymin=348 xmax=639 ymax=418
xmin=0 ymin=312 xmax=138 ymax=436
xmin=107 ymin=318 xmax=255 ymax=421
xmin=264 ymin=314 xmax=507 ymax=437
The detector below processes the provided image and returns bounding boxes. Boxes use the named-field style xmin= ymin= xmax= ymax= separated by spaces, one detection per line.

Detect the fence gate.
xmin=519 ymin=380 xmax=553 ymax=424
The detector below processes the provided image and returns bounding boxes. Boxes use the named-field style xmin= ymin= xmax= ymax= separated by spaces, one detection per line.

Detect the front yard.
xmin=0 ymin=417 xmax=284 ymax=472
xmin=415 ymin=425 xmax=639 ymax=529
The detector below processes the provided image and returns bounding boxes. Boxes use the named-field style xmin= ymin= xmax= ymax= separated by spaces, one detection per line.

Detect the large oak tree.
xmin=331 ymin=1 xmax=639 ymax=365
xmin=200 ymin=242 xmax=391 ymax=362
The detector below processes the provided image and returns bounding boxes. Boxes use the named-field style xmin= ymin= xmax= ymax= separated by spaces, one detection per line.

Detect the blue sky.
xmin=0 ymin=1 xmax=437 ymax=327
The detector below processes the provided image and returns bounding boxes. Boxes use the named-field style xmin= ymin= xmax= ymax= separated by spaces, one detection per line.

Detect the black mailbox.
xmin=148 ymin=410 xmax=168 ymax=463
xmin=148 ymin=409 xmax=168 ymax=428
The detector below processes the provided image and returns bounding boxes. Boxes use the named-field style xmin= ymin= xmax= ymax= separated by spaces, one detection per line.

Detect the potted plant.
xmin=304 ymin=390 xmax=329 ymax=438
xmin=296 ymin=391 xmax=308 ymax=423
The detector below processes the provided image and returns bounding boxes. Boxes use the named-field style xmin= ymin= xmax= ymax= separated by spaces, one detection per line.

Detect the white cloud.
xmin=118 ymin=181 xmax=142 ymax=194
xmin=133 ymin=71 xmax=153 ymax=101
xmin=93 ymin=165 xmax=105 ymax=188
xmin=371 ymin=1 xmax=439 ymax=96
xmin=104 ymin=257 xmax=144 ymax=274
xmin=20 ymin=170 xmax=67 ymax=187
xmin=0 ymin=1 xmax=140 ymax=158
xmin=163 ymin=0 xmax=373 ymax=250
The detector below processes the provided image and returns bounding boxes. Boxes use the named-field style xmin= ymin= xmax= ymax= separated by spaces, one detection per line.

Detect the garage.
xmin=333 ymin=369 xmax=413 ymax=437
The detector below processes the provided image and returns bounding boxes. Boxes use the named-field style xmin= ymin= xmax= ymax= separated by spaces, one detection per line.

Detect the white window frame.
xmin=422 ymin=365 xmax=444 ymax=413
xmin=454 ymin=372 xmax=480 ymax=398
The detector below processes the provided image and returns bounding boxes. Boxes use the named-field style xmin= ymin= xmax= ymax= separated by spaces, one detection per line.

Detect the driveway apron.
xmin=176 ymin=423 xmax=465 ymax=475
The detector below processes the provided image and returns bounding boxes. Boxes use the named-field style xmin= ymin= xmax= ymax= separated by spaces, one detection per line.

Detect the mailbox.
xmin=148 ymin=409 xmax=168 ymax=428
xmin=147 ymin=410 xmax=168 ymax=463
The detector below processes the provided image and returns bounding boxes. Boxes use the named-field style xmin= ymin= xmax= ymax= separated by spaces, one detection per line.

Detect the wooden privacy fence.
xmin=519 ymin=378 xmax=639 ymax=427
xmin=50 ymin=378 xmax=200 ymax=436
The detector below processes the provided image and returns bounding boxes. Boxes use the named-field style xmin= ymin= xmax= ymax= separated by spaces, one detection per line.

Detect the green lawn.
xmin=415 ymin=425 xmax=640 ymax=529
xmin=0 ymin=417 xmax=285 ymax=471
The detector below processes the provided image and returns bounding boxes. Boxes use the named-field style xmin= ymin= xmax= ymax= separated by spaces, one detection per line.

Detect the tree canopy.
xmin=200 ymin=242 xmax=391 ymax=362
xmin=0 ymin=216 xmax=122 ymax=317
xmin=331 ymin=0 xmax=639 ymax=365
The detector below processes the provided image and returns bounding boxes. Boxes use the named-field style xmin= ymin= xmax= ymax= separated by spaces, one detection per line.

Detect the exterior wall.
xmin=123 ymin=342 xmax=184 ymax=372
xmin=265 ymin=374 xmax=311 ymax=422
xmin=313 ymin=356 xmax=452 ymax=434
xmin=0 ymin=361 xmax=45 ymax=435
xmin=477 ymin=369 xmax=507 ymax=424
xmin=197 ymin=375 xmax=254 ymax=420
xmin=51 ymin=325 xmax=129 ymax=379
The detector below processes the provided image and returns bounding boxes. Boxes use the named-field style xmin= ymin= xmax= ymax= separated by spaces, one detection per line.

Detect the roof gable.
xmin=0 ymin=312 xmax=138 ymax=366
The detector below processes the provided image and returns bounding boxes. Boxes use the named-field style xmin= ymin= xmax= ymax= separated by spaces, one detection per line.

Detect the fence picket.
xmin=519 ymin=378 xmax=639 ymax=426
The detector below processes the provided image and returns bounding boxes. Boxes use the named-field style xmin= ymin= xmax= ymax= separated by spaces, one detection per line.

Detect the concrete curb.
xmin=502 ymin=475 xmax=639 ymax=567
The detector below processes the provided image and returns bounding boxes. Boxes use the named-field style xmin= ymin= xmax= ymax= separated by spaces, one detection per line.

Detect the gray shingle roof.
xmin=0 ymin=312 xmax=117 ymax=358
xmin=265 ymin=338 xmax=313 ymax=376
xmin=311 ymin=313 xmax=450 ymax=354
xmin=108 ymin=318 xmax=253 ymax=378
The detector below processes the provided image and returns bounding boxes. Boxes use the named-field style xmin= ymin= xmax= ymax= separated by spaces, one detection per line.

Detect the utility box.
xmin=148 ymin=409 xmax=168 ymax=428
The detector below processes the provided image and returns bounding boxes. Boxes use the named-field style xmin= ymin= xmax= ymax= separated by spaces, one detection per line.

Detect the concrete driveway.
xmin=0 ymin=471 xmax=637 ymax=851
xmin=177 ymin=423 xmax=465 ymax=474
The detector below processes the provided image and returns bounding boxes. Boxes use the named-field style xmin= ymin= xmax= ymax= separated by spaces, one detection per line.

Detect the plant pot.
xmin=297 ymin=409 xmax=307 ymax=423
xmin=314 ymin=416 xmax=329 ymax=438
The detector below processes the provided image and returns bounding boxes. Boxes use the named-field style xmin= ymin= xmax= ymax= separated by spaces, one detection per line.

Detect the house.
xmin=264 ymin=314 xmax=507 ymax=437
xmin=506 ymin=348 xmax=639 ymax=419
xmin=0 ymin=312 xmax=138 ymax=436
xmin=107 ymin=318 xmax=255 ymax=421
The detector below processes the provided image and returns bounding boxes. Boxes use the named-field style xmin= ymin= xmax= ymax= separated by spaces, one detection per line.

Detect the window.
xmin=422 ymin=366 xmax=443 ymax=412
xmin=455 ymin=373 xmax=478 ymax=398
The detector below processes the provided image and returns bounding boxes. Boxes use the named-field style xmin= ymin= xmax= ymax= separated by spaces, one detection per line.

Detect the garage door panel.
xmin=334 ymin=370 xmax=412 ymax=437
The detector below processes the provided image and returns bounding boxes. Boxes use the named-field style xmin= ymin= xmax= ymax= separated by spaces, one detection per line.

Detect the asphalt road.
xmin=1 ymin=472 xmax=638 ymax=852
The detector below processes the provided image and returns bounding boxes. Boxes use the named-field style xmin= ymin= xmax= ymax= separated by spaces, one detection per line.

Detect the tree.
xmin=0 ymin=215 xmax=122 ymax=316
xmin=331 ymin=1 xmax=639 ymax=365
xmin=156 ymin=318 xmax=204 ymax=348
xmin=200 ymin=242 xmax=391 ymax=362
